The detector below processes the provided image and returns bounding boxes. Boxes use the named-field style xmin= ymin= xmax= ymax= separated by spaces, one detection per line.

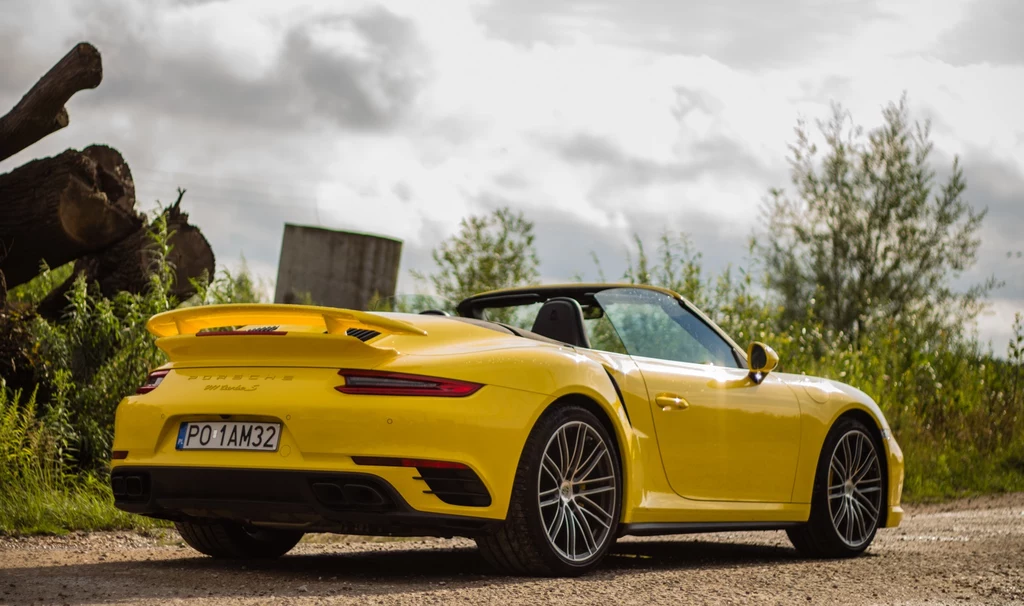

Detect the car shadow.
xmin=3 ymin=537 xmax=812 ymax=604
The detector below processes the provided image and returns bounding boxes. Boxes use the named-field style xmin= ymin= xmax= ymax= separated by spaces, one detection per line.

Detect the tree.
xmin=759 ymin=95 xmax=994 ymax=344
xmin=415 ymin=207 xmax=540 ymax=306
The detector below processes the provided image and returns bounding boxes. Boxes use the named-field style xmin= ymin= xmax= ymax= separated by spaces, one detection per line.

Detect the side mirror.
xmin=747 ymin=342 xmax=779 ymax=384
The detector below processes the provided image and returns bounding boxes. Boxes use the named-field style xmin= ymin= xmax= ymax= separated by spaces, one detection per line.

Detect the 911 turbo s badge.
xmin=203 ymin=384 xmax=261 ymax=392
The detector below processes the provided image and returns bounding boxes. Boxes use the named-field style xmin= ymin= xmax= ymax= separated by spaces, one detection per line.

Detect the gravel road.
xmin=2 ymin=494 xmax=1022 ymax=605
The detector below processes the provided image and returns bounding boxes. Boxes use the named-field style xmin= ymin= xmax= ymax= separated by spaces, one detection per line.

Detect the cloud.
xmin=956 ymin=152 xmax=1024 ymax=300
xmin=550 ymin=129 xmax=775 ymax=191
xmin=475 ymin=0 xmax=887 ymax=68
xmin=71 ymin=1 xmax=429 ymax=133
xmin=934 ymin=0 xmax=1024 ymax=67
xmin=1 ymin=0 xmax=1021 ymax=350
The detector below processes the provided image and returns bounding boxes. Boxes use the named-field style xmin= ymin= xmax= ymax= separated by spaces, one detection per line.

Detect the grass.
xmin=0 ymin=388 xmax=169 ymax=536
xmin=901 ymin=438 xmax=1024 ymax=502
xmin=0 ymin=478 xmax=168 ymax=536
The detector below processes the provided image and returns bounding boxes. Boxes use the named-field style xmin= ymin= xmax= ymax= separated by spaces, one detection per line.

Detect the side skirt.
xmin=619 ymin=521 xmax=803 ymax=537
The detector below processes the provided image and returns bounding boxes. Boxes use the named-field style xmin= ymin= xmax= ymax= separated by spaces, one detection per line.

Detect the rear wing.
xmin=146 ymin=304 xmax=428 ymax=338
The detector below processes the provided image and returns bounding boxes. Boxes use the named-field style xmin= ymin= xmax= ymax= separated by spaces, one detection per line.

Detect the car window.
xmin=594 ymin=288 xmax=742 ymax=368
xmin=582 ymin=308 xmax=629 ymax=354
xmin=471 ymin=299 xmax=628 ymax=353
xmin=481 ymin=303 xmax=543 ymax=329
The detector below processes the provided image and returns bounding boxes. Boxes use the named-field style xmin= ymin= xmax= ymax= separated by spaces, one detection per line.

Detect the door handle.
xmin=655 ymin=393 xmax=690 ymax=411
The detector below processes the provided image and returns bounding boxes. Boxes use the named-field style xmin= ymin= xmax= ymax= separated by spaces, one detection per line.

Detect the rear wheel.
xmin=476 ymin=406 xmax=621 ymax=576
xmin=787 ymin=417 xmax=885 ymax=558
xmin=175 ymin=520 xmax=303 ymax=559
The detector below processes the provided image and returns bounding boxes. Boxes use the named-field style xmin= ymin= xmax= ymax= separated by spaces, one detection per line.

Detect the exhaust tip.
xmin=311 ymin=482 xmax=348 ymax=505
xmin=125 ymin=476 xmax=144 ymax=497
xmin=341 ymin=483 xmax=387 ymax=506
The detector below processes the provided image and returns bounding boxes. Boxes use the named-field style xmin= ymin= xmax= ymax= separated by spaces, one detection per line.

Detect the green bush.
xmin=1 ymin=212 xmax=266 ymax=535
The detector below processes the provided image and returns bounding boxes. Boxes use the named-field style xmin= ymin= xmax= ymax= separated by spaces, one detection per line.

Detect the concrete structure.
xmin=274 ymin=224 xmax=402 ymax=310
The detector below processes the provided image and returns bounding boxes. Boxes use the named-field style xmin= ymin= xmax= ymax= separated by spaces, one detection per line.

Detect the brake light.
xmin=351 ymin=456 xmax=469 ymax=470
xmin=335 ymin=369 xmax=481 ymax=397
xmin=196 ymin=330 xmax=287 ymax=336
xmin=136 ymin=369 xmax=169 ymax=394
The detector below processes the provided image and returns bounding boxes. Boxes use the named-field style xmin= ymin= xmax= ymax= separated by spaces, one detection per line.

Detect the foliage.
xmin=414 ymin=207 xmax=540 ymax=307
xmin=188 ymin=257 xmax=268 ymax=306
xmin=366 ymin=293 xmax=452 ymax=314
xmin=28 ymin=215 xmax=178 ymax=469
xmin=759 ymin=96 xmax=995 ymax=346
xmin=1 ymin=208 xmax=266 ymax=534
xmin=20 ymin=222 xmax=269 ymax=471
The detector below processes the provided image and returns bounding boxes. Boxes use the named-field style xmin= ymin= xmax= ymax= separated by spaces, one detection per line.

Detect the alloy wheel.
xmin=827 ymin=429 xmax=883 ymax=548
xmin=537 ymin=420 xmax=617 ymax=563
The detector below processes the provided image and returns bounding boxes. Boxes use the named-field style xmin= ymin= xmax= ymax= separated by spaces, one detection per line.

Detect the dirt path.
xmin=2 ymin=494 xmax=1023 ymax=605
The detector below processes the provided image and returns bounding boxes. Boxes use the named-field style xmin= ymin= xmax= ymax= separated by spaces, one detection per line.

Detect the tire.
xmin=787 ymin=416 xmax=886 ymax=558
xmin=175 ymin=519 xmax=303 ymax=559
xmin=476 ymin=405 xmax=622 ymax=576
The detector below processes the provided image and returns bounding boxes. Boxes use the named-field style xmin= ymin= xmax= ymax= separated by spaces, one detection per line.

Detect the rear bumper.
xmin=112 ymin=376 xmax=554 ymax=521
xmin=112 ymin=466 xmax=500 ymax=537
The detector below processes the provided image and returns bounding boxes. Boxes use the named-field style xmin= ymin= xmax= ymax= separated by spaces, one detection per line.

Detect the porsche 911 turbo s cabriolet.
xmin=111 ymin=284 xmax=903 ymax=576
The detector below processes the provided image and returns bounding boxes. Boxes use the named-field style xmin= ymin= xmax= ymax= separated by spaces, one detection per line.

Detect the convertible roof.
xmin=455 ymin=283 xmax=679 ymax=318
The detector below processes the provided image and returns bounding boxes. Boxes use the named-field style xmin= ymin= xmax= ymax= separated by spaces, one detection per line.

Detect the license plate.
xmin=176 ymin=421 xmax=281 ymax=451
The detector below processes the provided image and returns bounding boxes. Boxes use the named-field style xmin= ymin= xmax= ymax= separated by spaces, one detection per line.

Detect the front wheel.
xmin=175 ymin=519 xmax=303 ymax=559
xmin=787 ymin=417 xmax=885 ymax=558
xmin=476 ymin=406 xmax=621 ymax=576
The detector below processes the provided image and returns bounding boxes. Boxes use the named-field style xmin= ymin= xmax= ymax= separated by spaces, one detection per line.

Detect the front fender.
xmin=786 ymin=374 xmax=904 ymax=526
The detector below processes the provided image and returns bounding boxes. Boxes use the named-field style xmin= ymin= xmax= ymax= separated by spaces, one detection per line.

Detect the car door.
xmin=595 ymin=288 xmax=802 ymax=503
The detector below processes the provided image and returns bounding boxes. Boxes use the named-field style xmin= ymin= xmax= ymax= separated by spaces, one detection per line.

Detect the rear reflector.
xmin=111 ymin=450 xmax=128 ymax=460
xmin=335 ymin=369 xmax=481 ymax=397
xmin=351 ymin=456 xmax=469 ymax=470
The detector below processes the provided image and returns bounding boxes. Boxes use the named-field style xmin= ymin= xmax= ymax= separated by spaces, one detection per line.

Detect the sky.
xmin=1 ymin=0 xmax=1022 ymax=351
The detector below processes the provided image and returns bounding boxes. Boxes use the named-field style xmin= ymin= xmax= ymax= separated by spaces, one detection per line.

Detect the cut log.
xmin=0 ymin=42 xmax=103 ymax=162
xmin=37 ymin=191 xmax=216 ymax=319
xmin=0 ymin=145 xmax=141 ymax=289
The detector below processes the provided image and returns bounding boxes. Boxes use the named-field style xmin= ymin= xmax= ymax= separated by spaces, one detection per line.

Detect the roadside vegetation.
xmin=0 ymin=214 xmax=263 ymax=535
xmin=1 ymin=96 xmax=1020 ymax=535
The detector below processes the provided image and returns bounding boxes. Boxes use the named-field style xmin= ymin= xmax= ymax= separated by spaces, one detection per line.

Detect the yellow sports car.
xmin=111 ymin=284 xmax=903 ymax=576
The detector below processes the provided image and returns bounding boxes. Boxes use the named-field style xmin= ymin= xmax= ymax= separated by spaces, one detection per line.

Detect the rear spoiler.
xmin=146 ymin=304 xmax=428 ymax=338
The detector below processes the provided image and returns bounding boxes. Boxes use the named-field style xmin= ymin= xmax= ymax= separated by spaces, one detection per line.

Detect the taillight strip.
xmin=335 ymin=369 xmax=482 ymax=397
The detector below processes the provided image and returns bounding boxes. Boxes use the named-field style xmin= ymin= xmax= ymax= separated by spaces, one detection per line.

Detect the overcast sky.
xmin=1 ymin=0 xmax=1021 ymax=350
